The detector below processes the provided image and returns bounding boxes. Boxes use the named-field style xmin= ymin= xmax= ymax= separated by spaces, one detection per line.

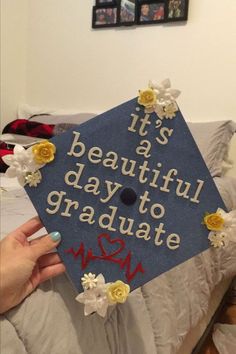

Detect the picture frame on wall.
xmin=96 ymin=0 xmax=117 ymax=6
xmin=92 ymin=6 xmax=118 ymax=28
xmin=167 ymin=0 xmax=189 ymax=22
xmin=138 ymin=1 xmax=166 ymax=25
xmin=120 ymin=0 xmax=137 ymax=25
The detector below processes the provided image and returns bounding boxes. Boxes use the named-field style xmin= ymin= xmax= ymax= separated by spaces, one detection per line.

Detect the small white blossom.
xmin=163 ymin=102 xmax=178 ymax=119
xmin=208 ymin=231 xmax=228 ymax=248
xmin=25 ymin=170 xmax=42 ymax=187
xmin=81 ymin=273 xmax=98 ymax=290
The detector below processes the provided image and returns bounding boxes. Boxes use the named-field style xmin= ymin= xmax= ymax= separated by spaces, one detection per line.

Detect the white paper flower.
xmin=2 ymin=145 xmax=44 ymax=186
xmin=217 ymin=208 xmax=236 ymax=226
xmin=25 ymin=170 xmax=42 ymax=187
xmin=76 ymin=274 xmax=111 ymax=317
xmin=217 ymin=208 xmax=236 ymax=242
xmin=149 ymin=79 xmax=181 ymax=107
xmin=81 ymin=273 xmax=98 ymax=290
xmin=154 ymin=104 xmax=165 ymax=119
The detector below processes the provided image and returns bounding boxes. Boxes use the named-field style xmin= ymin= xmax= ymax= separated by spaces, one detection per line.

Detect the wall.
xmin=1 ymin=0 xmax=236 ymax=128
xmin=1 ymin=0 xmax=28 ymax=130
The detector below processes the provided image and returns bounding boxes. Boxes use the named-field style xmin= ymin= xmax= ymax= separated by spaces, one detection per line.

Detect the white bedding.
xmin=1 ymin=174 xmax=236 ymax=354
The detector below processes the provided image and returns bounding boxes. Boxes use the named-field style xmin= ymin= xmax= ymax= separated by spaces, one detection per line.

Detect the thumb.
xmin=30 ymin=231 xmax=61 ymax=261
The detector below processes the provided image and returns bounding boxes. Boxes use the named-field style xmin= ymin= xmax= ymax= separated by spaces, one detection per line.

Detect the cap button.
xmin=120 ymin=188 xmax=137 ymax=206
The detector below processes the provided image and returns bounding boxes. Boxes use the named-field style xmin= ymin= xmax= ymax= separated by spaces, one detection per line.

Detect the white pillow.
xmin=18 ymin=104 xmax=96 ymax=124
xmin=29 ymin=113 xmax=97 ymax=125
xmin=214 ymin=176 xmax=236 ymax=211
xmin=188 ymin=120 xmax=236 ymax=177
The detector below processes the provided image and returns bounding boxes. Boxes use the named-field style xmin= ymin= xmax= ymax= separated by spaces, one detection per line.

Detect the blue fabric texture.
xmin=25 ymin=98 xmax=225 ymax=293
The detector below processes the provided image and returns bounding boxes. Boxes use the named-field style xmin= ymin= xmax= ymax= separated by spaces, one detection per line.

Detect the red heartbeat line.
xmin=65 ymin=233 xmax=145 ymax=283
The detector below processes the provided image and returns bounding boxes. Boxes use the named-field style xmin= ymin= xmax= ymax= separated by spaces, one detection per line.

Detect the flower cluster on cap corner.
xmin=203 ymin=208 xmax=236 ymax=248
xmin=76 ymin=273 xmax=130 ymax=317
xmin=2 ymin=140 xmax=56 ymax=187
xmin=138 ymin=79 xmax=181 ymax=119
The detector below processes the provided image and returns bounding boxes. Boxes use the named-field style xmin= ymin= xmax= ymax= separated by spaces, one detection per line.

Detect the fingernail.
xmin=50 ymin=231 xmax=61 ymax=242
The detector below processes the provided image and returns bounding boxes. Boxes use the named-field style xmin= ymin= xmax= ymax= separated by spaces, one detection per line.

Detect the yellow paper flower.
xmin=32 ymin=140 xmax=56 ymax=164
xmin=138 ymin=88 xmax=157 ymax=108
xmin=203 ymin=212 xmax=224 ymax=231
xmin=107 ymin=280 xmax=130 ymax=304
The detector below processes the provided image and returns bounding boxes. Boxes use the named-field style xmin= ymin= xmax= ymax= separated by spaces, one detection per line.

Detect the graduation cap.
xmin=4 ymin=79 xmax=236 ymax=317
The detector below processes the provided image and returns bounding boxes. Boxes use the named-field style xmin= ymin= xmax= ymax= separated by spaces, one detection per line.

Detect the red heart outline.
xmin=98 ymin=233 xmax=125 ymax=258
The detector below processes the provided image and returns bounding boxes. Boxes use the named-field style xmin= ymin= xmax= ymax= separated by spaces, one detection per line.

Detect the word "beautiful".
xmin=65 ymin=131 xmax=204 ymax=204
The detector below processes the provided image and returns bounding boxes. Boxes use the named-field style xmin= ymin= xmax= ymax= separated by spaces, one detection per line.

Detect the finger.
xmin=13 ymin=216 xmax=44 ymax=242
xmin=38 ymin=253 xmax=62 ymax=268
xmin=38 ymin=263 xmax=66 ymax=284
xmin=30 ymin=234 xmax=47 ymax=246
xmin=29 ymin=232 xmax=61 ymax=261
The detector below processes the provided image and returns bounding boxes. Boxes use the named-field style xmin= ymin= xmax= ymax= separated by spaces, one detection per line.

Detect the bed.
xmin=1 ymin=112 xmax=236 ymax=354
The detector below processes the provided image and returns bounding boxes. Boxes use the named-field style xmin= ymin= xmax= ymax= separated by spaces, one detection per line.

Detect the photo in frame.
xmin=138 ymin=1 xmax=166 ymax=24
xmin=92 ymin=5 xmax=118 ymax=28
xmin=120 ymin=0 xmax=137 ymax=25
xmin=167 ymin=0 xmax=189 ymax=21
